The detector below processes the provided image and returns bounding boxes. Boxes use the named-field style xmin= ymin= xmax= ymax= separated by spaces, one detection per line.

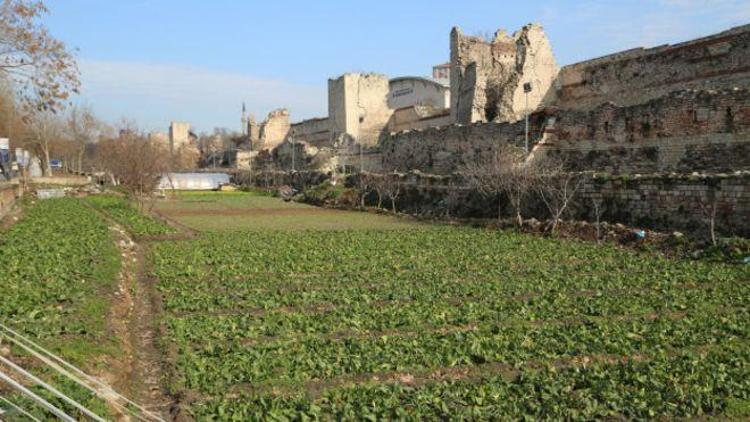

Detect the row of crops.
xmin=149 ymin=227 xmax=750 ymax=419
xmin=84 ymin=194 xmax=176 ymax=237
xmin=0 ymin=197 xmax=121 ymax=418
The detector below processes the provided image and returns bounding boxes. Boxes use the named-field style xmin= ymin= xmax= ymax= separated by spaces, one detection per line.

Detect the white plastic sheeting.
xmin=158 ymin=173 xmax=230 ymax=190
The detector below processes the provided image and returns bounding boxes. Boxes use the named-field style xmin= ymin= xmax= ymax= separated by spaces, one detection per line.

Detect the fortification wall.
xmin=387 ymin=107 xmax=453 ymax=133
xmin=383 ymin=88 xmax=750 ymax=174
xmin=578 ymin=172 xmax=750 ymax=237
xmin=328 ymin=73 xmax=392 ymax=146
xmin=259 ymin=109 xmax=291 ymax=150
xmin=552 ymin=24 xmax=750 ymax=111
xmin=290 ymin=117 xmax=331 ymax=147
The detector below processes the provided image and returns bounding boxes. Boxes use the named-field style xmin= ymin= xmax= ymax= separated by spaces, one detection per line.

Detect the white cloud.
xmin=77 ymin=60 xmax=327 ymax=133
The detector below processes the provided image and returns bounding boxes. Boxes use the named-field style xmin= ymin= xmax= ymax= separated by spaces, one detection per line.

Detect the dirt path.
xmin=100 ymin=224 xmax=138 ymax=421
xmin=93 ymin=208 xmax=175 ymax=421
xmin=130 ymin=241 xmax=176 ymax=420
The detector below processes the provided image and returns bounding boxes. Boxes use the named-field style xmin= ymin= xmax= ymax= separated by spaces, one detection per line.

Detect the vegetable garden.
xmin=0 ymin=198 xmax=121 ymax=419
xmin=3 ymin=192 xmax=749 ymax=419
xmin=148 ymin=193 xmax=750 ymax=419
xmin=84 ymin=194 xmax=176 ymax=237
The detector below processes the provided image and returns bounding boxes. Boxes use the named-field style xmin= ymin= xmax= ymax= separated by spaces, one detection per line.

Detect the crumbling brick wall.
xmin=578 ymin=172 xmax=750 ymax=237
xmin=383 ymin=88 xmax=750 ymax=174
xmin=552 ymin=24 xmax=750 ymax=111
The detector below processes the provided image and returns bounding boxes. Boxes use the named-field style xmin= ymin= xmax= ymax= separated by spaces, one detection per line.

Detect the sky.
xmin=45 ymin=0 xmax=750 ymax=134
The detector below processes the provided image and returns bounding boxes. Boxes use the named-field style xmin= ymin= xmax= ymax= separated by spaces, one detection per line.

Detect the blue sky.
xmin=46 ymin=0 xmax=750 ymax=133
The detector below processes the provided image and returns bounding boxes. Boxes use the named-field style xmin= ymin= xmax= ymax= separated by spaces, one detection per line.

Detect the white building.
xmin=388 ymin=76 xmax=450 ymax=110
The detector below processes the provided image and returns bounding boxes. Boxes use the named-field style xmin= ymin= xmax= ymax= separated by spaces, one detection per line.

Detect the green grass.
xmin=157 ymin=191 xmax=308 ymax=211
xmin=147 ymin=194 xmax=750 ymax=420
xmin=155 ymin=191 xmax=418 ymax=231
xmin=0 ymin=197 xmax=121 ymax=419
xmin=84 ymin=194 xmax=176 ymax=237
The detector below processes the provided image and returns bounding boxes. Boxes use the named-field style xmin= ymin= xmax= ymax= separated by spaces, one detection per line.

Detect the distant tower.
xmin=241 ymin=102 xmax=247 ymax=136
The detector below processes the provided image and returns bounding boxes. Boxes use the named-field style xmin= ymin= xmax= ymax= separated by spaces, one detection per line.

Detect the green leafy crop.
xmin=84 ymin=194 xmax=175 ymax=237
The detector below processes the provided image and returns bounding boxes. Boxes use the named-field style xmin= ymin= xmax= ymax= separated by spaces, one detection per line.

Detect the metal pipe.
xmin=0 ymin=354 xmax=106 ymax=422
xmin=0 ymin=370 xmax=76 ymax=422
xmin=0 ymin=325 xmax=163 ymax=421
xmin=0 ymin=394 xmax=42 ymax=422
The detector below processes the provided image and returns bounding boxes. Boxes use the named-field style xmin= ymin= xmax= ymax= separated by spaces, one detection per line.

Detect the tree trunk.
xmin=43 ymin=147 xmax=52 ymax=176
xmin=77 ymin=144 xmax=84 ymax=173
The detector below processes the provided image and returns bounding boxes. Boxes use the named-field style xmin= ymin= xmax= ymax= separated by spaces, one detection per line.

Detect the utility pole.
xmin=360 ymin=142 xmax=364 ymax=173
xmin=291 ymin=134 xmax=296 ymax=172
xmin=523 ymin=82 xmax=532 ymax=154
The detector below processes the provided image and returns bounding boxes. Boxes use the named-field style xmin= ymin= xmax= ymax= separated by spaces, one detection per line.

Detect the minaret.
xmin=241 ymin=102 xmax=247 ymax=136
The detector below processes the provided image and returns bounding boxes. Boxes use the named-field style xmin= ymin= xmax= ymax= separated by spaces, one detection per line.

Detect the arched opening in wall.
xmin=604 ymin=121 xmax=610 ymax=135
xmin=485 ymin=103 xmax=499 ymax=122
xmin=641 ymin=119 xmax=652 ymax=137
xmin=725 ymin=107 xmax=735 ymax=132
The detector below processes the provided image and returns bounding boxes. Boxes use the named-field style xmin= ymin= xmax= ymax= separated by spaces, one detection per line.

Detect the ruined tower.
xmin=450 ymin=24 xmax=559 ymax=124
xmin=328 ymin=73 xmax=393 ymax=147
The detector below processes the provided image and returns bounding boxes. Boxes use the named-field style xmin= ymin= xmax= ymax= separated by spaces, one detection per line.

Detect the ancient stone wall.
xmin=386 ymin=106 xmax=453 ymax=133
xmin=381 ymin=115 xmax=541 ymax=173
xmin=539 ymin=88 xmax=750 ymax=173
xmin=552 ymin=24 xmax=750 ymax=111
xmin=290 ymin=117 xmax=331 ymax=148
xmin=578 ymin=172 xmax=750 ymax=237
xmin=259 ymin=108 xmax=291 ymax=150
xmin=383 ymin=88 xmax=750 ymax=175
xmin=450 ymin=24 xmax=558 ymax=124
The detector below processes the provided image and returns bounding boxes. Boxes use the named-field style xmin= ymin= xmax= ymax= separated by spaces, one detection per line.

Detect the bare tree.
xmin=357 ymin=173 xmax=373 ymax=208
xmin=26 ymin=109 xmax=62 ymax=175
xmin=591 ymin=196 xmax=605 ymax=244
xmin=383 ymin=175 xmax=402 ymax=213
xmin=366 ymin=172 xmax=403 ymax=212
xmin=460 ymin=144 xmax=533 ymax=225
xmin=66 ymin=105 xmax=98 ymax=173
xmin=534 ymin=156 xmax=584 ymax=233
xmin=698 ymin=193 xmax=719 ymax=246
xmin=0 ymin=0 xmax=80 ymax=113
xmin=96 ymin=125 xmax=169 ymax=210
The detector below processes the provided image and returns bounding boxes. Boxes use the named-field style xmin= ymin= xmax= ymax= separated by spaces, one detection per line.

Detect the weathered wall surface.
xmin=539 ymin=88 xmax=750 ymax=173
xmin=329 ymin=73 xmax=393 ymax=146
xmin=450 ymin=24 xmax=558 ymax=124
xmin=290 ymin=117 xmax=331 ymax=147
xmin=259 ymin=109 xmax=291 ymax=150
xmin=386 ymin=106 xmax=453 ymax=133
xmin=384 ymin=88 xmax=750 ymax=174
xmin=578 ymin=172 xmax=750 ymax=237
xmin=382 ymin=115 xmax=539 ymax=173
xmin=552 ymin=24 xmax=750 ymax=111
